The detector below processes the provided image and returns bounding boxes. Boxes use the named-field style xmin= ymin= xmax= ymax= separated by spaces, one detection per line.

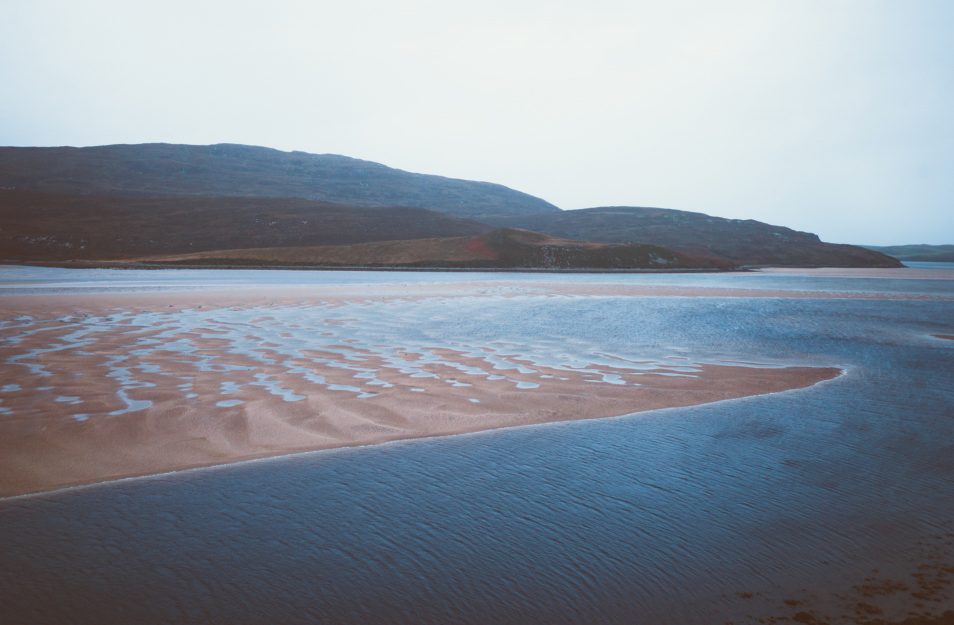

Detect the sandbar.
xmin=1 ymin=285 xmax=842 ymax=497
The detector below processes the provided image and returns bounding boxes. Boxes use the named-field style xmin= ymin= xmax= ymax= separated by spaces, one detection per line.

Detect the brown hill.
xmin=486 ymin=206 xmax=903 ymax=268
xmin=0 ymin=144 xmax=903 ymax=269
xmin=138 ymin=228 xmax=734 ymax=270
xmin=0 ymin=143 xmax=559 ymax=221
xmin=0 ymin=190 xmax=492 ymax=261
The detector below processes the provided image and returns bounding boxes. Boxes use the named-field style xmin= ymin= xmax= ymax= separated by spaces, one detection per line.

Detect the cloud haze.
xmin=2 ymin=0 xmax=952 ymax=244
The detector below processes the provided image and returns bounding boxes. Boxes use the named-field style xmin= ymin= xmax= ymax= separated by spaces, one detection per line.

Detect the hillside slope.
xmin=864 ymin=244 xmax=954 ymax=262
xmin=0 ymin=190 xmax=492 ymax=261
xmin=486 ymin=206 xmax=902 ymax=268
xmin=0 ymin=144 xmax=905 ymax=269
xmin=140 ymin=228 xmax=734 ymax=270
xmin=0 ymin=143 xmax=559 ymax=221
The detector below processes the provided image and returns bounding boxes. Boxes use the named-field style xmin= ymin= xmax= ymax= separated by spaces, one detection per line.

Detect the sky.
xmin=2 ymin=0 xmax=952 ymax=245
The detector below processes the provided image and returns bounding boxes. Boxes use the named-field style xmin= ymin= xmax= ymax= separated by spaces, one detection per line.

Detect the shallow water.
xmin=905 ymin=260 xmax=954 ymax=270
xmin=1 ymin=267 xmax=953 ymax=624
xmin=4 ymin=263 xmax=954 ymax=296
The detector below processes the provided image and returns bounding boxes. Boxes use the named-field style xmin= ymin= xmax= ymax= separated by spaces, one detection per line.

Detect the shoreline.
xmin=0 ymin=348 xmax=841 ymax=497
xmin=9 ymin=260 xmax=947 ymax=275
xmin=0 ymin=259 xmax=742 ymax=273
xmin=2 ymin=282 xmax=952 ymax=310
xmin=0 ymin=367 xmax=845 ymax=501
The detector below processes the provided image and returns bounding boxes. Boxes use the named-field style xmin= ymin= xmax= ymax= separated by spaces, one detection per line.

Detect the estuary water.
xmin=1 ymin=266 xmax=953 ymax=624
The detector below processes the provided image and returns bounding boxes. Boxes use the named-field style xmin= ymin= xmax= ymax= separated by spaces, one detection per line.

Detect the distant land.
xmin=0 ymin=143 xmax=557 ymax=222
xmin=138 ymin=228 xmax=733 ymax=271
xmin=0 ymin=143 xmax=902 ymax=270
xmin=864 ymin=244 xmax=954 ymax=262
xmin=485 ymin=206 xmax=901 ymax=268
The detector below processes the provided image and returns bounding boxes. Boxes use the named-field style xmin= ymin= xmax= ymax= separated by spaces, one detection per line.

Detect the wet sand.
xmin=728 ymin=531 xmax=954 ymax=625
xmin=1 ymin=285 xmax=843 ymax=497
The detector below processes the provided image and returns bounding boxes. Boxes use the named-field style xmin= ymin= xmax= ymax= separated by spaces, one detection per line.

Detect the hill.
xmin=485 ymin=206 xmax=902 ymax=268
xmin=136 ymin=228 xmax=734 ymax=270
xmin=863 ymin=244 xmax=954 ymax=262
xmin=0 ymin=190 xmax=491 ymax=261
xmin=0 ymin=143 xmax=559 ymax=221
xmin=0 ymin=144 xmax=906 ymax=269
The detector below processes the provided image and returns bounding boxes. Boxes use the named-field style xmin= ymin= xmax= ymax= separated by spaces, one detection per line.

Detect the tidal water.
xmin=1 ymin=266 xmax=953 ymax=624
xmin=5 ymin=263 xmax=954 ymax=296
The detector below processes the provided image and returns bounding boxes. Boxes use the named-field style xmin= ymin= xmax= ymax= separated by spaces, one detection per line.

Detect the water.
xmin=905 ymin=261 xmax=954 ymax=270
xmin=5 ymin=263 xmax=954 ymax=297
xmin=1 ymin=267 xmax=953 ymax=624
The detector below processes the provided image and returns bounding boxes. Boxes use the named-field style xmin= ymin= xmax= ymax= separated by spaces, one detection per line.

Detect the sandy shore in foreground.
xmin=1 ymin=285 xmax=843 ymax=497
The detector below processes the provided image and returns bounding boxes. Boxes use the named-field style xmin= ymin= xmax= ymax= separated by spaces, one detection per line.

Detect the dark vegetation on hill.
xmin=0 ymin=143 xmax=906 ymax=269
xmin=485 ymin=206 xmax=903 ymax=268
xmin=864 ymin=244 xmax=954 ymax=262
xmin=140 ymin=228 xmax=733 ymax=270
xmin=0 ymin=143 xmax=558 ymax=221
xmin=0 ymin=190 xmax=491 ymax=260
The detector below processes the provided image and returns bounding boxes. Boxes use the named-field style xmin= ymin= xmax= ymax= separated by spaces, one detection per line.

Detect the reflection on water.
xmin=1 ymin=268 xmax=953 ymax=624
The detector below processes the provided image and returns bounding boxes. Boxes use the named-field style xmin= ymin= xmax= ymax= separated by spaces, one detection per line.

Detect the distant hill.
xmin=0 ymin=143 xmax=906 ymax=269
xmin=0 ymin=143 xmax=559 ymax=221
xmin=485 ymin=206 xmax=902 ymax=268
xmin=138 ymin=228 xmax=734 ymax=270
xmin=864 ymin=244 xmax=954 ymax=262
xmin=0 ymin=190 xmax=491 ymax=260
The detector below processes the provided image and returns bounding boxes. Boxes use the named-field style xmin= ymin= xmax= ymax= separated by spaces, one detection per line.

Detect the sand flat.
xmin=2 ymin=280 xmax=952 ymax=319
xmin=0 ymin=285 xmax=843 ymax=497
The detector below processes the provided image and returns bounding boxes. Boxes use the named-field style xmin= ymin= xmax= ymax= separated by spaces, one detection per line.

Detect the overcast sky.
xmin=2 ymin=1 xmax=952 ymax=244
